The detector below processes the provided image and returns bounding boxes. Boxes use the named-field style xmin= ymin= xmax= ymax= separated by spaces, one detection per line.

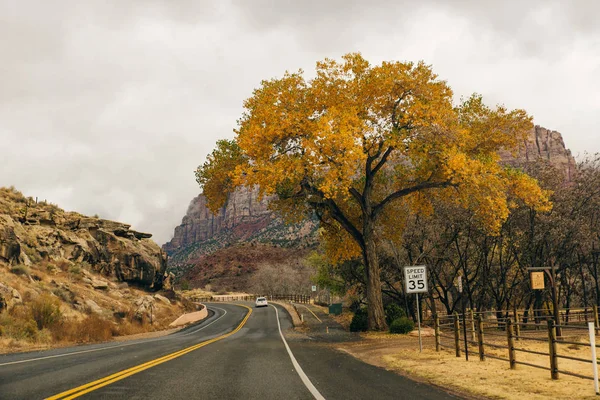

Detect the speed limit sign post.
xmin=404 ymin=266 xmax=428 ymax=352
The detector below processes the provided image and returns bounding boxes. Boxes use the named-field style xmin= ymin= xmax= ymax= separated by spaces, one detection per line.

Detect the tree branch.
xmin=300 ymin=179 xmax=365 ymax=249
xmin=373 ymin=180 xmax=456 ymax=219
xmin=371 ymin=146 xmax=394 ymax=177
xmin=349 ymin=187 xmax=366 ymax=215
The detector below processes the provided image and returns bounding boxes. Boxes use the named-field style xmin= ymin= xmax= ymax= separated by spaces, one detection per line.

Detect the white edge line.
xmin=270 ymin=304 xmax=326 ymax=400
xmin=0 ymin=306 xmax=227 ymax=367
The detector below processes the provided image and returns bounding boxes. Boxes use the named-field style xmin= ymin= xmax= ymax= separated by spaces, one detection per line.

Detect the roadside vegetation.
xmin=0 ymin=255 xmax=188 ymax=352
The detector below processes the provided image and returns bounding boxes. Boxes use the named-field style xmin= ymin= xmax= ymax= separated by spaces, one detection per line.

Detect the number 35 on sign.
xmin=404 ymin=266 xmax=428 ymax=293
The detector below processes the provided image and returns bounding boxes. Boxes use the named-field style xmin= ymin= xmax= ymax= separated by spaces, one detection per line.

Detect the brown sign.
xmin=531 ymin=271 xmax=545 ymax=290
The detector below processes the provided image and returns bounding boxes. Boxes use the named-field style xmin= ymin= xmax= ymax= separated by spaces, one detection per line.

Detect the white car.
xmin=255 ymin=297 xmax=268 ymax=308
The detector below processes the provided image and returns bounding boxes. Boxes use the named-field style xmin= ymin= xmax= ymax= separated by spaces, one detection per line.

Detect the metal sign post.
xmin=404 ymin=265 xmax=428 ymax=353
xmin=415 ymin=293 xmax=422 ymax=352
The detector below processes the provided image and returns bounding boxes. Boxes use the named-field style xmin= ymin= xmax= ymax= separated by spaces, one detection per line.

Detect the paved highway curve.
xmin=0 ymin=303 xmax=459 ymax=399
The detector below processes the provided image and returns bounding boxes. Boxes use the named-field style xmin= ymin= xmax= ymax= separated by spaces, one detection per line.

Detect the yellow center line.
xmin=45 ymin=304 xmax=252 ymax=400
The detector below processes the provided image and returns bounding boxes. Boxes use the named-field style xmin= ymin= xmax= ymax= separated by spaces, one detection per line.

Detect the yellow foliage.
xmin=197 ymin=53 xmax=551 ymax=264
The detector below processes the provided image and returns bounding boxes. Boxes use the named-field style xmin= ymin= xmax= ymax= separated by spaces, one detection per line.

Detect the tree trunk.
xmin=363 ymin=232 xmax=388 ymax=331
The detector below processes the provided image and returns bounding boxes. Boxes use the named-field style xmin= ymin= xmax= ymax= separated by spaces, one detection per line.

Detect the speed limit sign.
xmin=404 ymin=265 xmax=428 ymax=293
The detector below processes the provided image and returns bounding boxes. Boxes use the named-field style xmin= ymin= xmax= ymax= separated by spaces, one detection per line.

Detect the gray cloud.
xmin=1 ymin=0 xmax=599 ymax=244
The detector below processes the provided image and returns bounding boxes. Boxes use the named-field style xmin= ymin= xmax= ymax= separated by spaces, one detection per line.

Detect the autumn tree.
xmin=196 ymin=54 xmax=550 ymax=330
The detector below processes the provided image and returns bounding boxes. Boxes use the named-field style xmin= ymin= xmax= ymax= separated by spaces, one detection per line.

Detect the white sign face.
xmin=311 ymin=285 xmax=317 ymax=292
xmin=404 ymin=265 xmax=428 ymax=294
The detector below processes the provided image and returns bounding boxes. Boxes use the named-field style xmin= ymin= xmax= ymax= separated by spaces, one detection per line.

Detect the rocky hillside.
xmin=0 ymin=187 xmax=168 ymax=289
xmin=165 ymin=125 xmax=576 ymax=290
xmin=164 ymin=185 xmax=318 ymax=278
xmin=0 ymin=187 xmax=190 ymax=352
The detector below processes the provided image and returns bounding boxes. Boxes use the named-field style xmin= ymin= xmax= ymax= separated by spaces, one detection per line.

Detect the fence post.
xmin=589 ymin=322 xmax=599 ymax=395
xmin=477 ymin=316 xmax=485 ymax=361
xmin=514 ymin=308 xmax=521 ymax=341
xmin=547 ymin=319 xmax=559 ymax=379
xmin=434 ymin=314 xmax=440 ymax=352
xmin=470 ymin=309 xmax=476 ymax=342
xmin=454 ymin=312 xmax=461 ymax=358
xmin=594 ymin=305 xmax=599 ymax=334
xmin=506 ymin=318 xmax=516 ymax=369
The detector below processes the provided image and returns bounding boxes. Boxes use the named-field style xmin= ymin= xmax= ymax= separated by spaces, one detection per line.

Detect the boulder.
xmin=0 ymin=218 xmax=21 ymax=265
xmin=84 ymin=299 xmax=103 ymax=314
xmin=91 ymin=279 xmax=109 ymax=290
xmin=154 ymin=294 xmax=171 ymax=305
xmin=133 ymin=295 xmax=155 ymax=319
xmin=0 ymin=283 xmax=22 ymax=311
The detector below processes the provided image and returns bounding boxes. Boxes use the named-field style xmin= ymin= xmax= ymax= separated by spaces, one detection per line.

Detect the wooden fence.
xmin=433 ymin=310 xmax=600 ymax=393
xmin=190 ymin=294 xmax=311 ymax=304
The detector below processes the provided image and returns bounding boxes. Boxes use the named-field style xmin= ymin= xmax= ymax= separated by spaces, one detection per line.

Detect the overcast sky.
xmin=1 ymin=0 xmax=599 ymax=245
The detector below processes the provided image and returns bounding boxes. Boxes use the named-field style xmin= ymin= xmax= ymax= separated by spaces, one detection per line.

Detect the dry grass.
xmin=331 ymin=311 xmax=353 ymax=331
xmin=337 ymin=332 xmax=600 ymax=399
xmin=0 ymin=259 xmax=186 ymax=353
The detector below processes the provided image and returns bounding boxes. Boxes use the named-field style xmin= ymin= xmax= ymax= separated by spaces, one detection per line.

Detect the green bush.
xmin=385 ymin=303 xmax=406 ymax=325
xmin=389 ymin=317 xmax=415 ymax=334
xmin=349 ymin=308 xmax=368 ymax=332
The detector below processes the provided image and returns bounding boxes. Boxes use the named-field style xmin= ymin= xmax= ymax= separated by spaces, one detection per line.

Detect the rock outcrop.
xmin=164 ymin=186 xmax=273 ymax=253
xmin=163 ymin=186 xmax=317 ymax=269
xmin=0 ymin=282 xmax=22 ymax=312
xmin=0 ymin=187 xmax=167 ymax=289
xmin=500 ymin=125 xmax=577 ymax=180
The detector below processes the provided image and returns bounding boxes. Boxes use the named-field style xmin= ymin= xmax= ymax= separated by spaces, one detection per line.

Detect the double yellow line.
xmin=46 ymin=305 xmax=252 ymax=400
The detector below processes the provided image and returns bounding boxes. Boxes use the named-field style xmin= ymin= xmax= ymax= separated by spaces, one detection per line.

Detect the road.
xmin=0 ymin=303 xmax=459 ymax=399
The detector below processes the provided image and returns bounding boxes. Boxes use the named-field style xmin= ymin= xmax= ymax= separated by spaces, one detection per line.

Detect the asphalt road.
xmin=0 ymin=303 xmax=460 ymax=399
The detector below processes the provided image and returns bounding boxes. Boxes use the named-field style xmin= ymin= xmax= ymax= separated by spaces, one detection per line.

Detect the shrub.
xmin=349 ymin=308 xmax=368 ymax=332
xmin=69 ymin=265 xmax=81 ymax=276
xmin=385 ymin=303 xmax=406 ymax=325
xmin=55 ymin=259 xmax=73 ymax=271
xmin=73 ymin=315 xmax=113 ymax=342
xmin=10 ymin=265 xmax=30 ymax=276
xmin=389 ymin=317 xmax=415 ymax=334
xmin=1 ymin=308 xmax=38 ymax=341
xmin=52 ymin=288 xmax=73 ymax=303
xmin=30 ymin=294 xmax=62 ymax=330
xmin=51 ymin=315 xmax=116 ymax=343
xmin=80 ymin=261 xmax=92 ymax=270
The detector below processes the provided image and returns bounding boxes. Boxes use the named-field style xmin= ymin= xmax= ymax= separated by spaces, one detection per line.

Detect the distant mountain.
xmin=164 ymin=125 xmax=576 ymax=290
